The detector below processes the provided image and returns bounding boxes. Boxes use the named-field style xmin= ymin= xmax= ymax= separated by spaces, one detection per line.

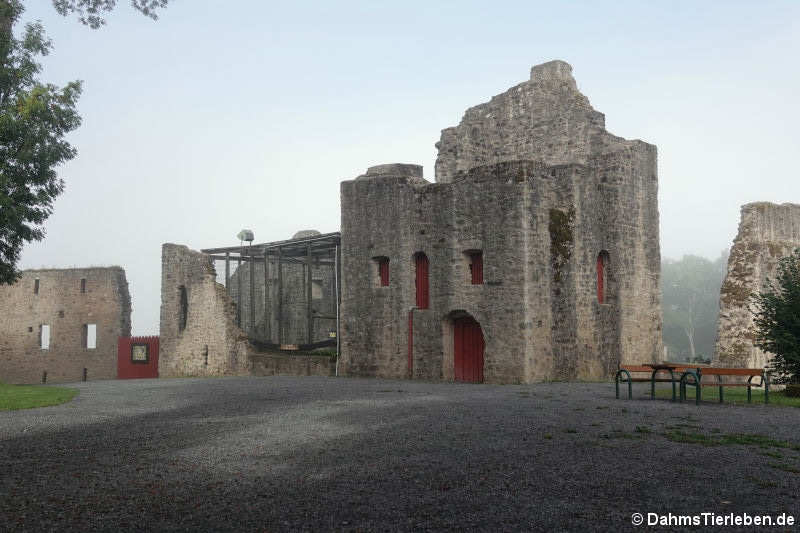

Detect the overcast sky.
xmin=16 ymin=0 xmax=800 ymax=334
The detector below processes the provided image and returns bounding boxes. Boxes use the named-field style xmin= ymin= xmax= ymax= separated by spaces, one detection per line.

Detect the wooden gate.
xmin=453 ymin=316 xmax=484 ymax=383
xmin=118 ymin=336 xmax=159 ymax=379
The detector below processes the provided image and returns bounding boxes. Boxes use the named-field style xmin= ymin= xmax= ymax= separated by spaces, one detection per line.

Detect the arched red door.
xmin=453 ymin=316 xmax=484 ymax=383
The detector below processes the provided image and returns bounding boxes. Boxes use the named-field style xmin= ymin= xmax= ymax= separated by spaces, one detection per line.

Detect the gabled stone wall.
xmin=715 ymin=202 xmax=800 ymax=368
xmin=0 ymin=267 xmax=131 ymax=384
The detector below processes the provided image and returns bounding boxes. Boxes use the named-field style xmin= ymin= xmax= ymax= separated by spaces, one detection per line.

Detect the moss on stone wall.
xmin=549 ymin=207 xmax=575 ymax=283
xmin=719 ymin=280 xmax=752 ymax=307
xmin=716 ymin=341 xmax=749 ymax=366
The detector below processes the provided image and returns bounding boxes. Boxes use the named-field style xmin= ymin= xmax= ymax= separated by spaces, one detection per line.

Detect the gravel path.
xmin=1 ymin=377 xmax=798 ymax=532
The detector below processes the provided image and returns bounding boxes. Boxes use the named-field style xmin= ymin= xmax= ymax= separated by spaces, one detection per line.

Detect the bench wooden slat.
xmin=699 ymin=383 xmax=758 ymax=387
xmin=699 ymin=368 xmax=763 ymax=376
xmin=619 ymin=365 xmax=653 ymax=373
xmin=623 ymin=378 xmax=682 ymax=383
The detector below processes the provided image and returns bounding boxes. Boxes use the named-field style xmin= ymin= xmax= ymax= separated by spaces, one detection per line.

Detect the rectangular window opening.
xmin=34 ymin=278 xmax=39 ymax=295
xmin=469 ymin=251 xmax=484 ymax=285
xmin=312 ymin=280 xmax=323 ymax=300
xmin=85 ymin=324 xmax=97 ymax=349
xmin=372 ymin=257 xmax=390 ymax=287
xmin=80 ymin=278 xmax=86 ymax=293
xmin=40 ymin=324 xmax=50 ymax=350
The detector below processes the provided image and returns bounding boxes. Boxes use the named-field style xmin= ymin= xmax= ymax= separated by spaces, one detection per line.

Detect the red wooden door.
xmin=415 ymin=253 xmax=429 ymax=309
xmin=453 ymin=317 xmax=484 ymax=383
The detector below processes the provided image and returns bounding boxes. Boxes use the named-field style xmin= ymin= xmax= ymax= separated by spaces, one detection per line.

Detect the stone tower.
xmin=339 ymin=60 xmax=662 ymax=383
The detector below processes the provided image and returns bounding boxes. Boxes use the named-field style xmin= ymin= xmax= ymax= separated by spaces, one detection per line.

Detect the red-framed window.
xmin=597 ymin=250 xmax=609 ymax=304
xmin=468 ymin=251 xmax=483 ymax=285
xmin=378 ymin=258 xmax=390 ymax=287
xmin=414 ymin=252 xmax=429 ymax=309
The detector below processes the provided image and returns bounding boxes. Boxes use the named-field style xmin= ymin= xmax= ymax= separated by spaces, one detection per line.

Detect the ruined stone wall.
xmin=159 ymin=244 xmax=252 ymax=377
xmin=339 ymin=60 xmax=661 ymax=383
xmin=715 ymin=202 xmax=800 ymax=368
xmin=0 ymin=268 xmax=131 ymax=384
xmin=435 ymin=60 xmax=644 ymax=183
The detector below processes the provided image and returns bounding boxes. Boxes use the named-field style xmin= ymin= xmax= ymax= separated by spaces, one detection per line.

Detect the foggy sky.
xmin=16 ymin=0 xmax=800 ymax=334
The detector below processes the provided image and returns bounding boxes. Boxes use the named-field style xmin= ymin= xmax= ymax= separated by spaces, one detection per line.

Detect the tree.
xmin=52 ymin=0 xmax=168 ymax=28
xmin=0 ymin=0 xmax=81 ymax=284
xmin=0 ymin=0 xmax=168 ymax=284
xmin=661 ymin=252 xmax=727 ymax=361
xmin=752 ymin=248 xmax=800 ymax=384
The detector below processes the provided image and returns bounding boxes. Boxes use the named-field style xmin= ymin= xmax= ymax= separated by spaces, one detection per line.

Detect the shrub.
xmin=752 ymin=249 xmax=800 ymax=384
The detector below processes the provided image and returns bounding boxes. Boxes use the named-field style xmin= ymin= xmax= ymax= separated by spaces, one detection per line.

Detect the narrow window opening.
xmin=312 ymin=279 xmax=323 ymax=300
xmin=203 ymin=345 xmax=209 ymax=366
xmin=372 ymin=257 xmax=390 ymax=287
xmin=86 ymin=324 xmax=96 ymax=349
xmin=34 ymin=278 xmax=39 ymax=295
xmin=465 ymin=250 xmax=484 ymax=285
xmin=40 ymin=324 xmax=50 ymax=350
xmin=80 ymin=278 xmax=86 ymax=293
xmin=414 ymin=252 xmax=429 ymax=309
xmin=597 ymin=250 xmax=610 ymax=304
xmin=178 ymin=286 xmax=188 ymax=332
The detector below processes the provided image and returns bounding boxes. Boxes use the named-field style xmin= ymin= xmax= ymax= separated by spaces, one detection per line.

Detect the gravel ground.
xmin=1 ymin=376 xmax=798 ymax=532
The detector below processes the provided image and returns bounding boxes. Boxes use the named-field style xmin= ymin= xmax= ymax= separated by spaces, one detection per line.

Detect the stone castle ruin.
xmin=338 ymin=60 xmax=662 ymax=383
xmin=715 ymin=202 xmax=800 ymax=369
xmin=158 ymin=232 xmax=339 ymax=378
xmin=0 ymin=267 xmax=131 ymax=384
xmin=158 ymin=60 xmax=661 ymax=383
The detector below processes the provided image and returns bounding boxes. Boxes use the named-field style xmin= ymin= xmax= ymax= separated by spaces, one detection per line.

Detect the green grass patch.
xmin=653 ymin=387 xmax=800 ymax=407
xmin=768 ymin=463 xmax=800 ymax=474
xmin=0 ymin=383 xmax=78 ymax=410
xmin=663 ymin=429 xmax=800 ymax=451
xmin=601 ymin=429 xmax=644 ymax=440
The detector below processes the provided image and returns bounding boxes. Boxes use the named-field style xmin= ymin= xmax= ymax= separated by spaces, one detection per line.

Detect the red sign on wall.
xmin=117 ymin=336 xmax=159 ymax=379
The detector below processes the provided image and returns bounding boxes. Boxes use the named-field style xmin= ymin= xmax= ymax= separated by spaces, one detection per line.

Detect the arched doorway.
xmin=453 ymin=315 xmax=484 ymax=383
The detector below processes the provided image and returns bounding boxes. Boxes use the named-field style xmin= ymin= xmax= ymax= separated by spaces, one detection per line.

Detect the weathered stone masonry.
xmin=159 ymin=244 xmax=252 ymax=377
xmin=339 ymin=61 xmax=662 ymax=383
xmin=0 ymin=268 xmax=131 ymax=384
xmin=159 ymin=243 xmax=335 ymax=377
xmin=715 ymin=202 xmax=800 ymax=368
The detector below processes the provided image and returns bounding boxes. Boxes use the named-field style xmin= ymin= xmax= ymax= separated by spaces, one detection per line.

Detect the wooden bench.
xmin=615 ymin=364 xmax=699 ymax=401
xmin=679 ymin=367 xmax=770 ymax=405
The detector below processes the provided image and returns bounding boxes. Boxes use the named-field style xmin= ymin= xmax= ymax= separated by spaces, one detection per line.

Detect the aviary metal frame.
xmin=201 ymin=232 xmax=341 ymax=352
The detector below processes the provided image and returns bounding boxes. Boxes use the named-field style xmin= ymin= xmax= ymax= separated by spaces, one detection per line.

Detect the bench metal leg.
xmin=747 ymin=386 xmax=751 ymax=403
xmin=615 ymin=370 xmax=633 ymax=400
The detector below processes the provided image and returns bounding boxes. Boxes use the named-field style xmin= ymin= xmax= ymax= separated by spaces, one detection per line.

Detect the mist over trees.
xmin=661 ymin=251 xmax=729 ymax=362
